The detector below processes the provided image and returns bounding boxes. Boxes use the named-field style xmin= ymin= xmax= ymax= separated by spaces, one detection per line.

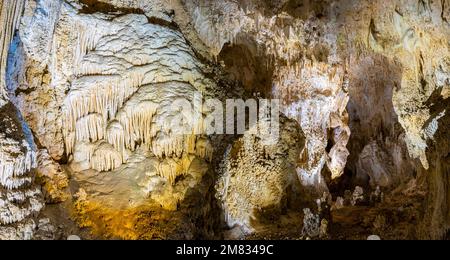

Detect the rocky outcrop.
xmin=333 ymin=0 xmax=450 ymax=238
xmin=185 ymin=0 xmax=352 ymax=192
xmin=217 ymin=116 xmax=304 ymax=234
xmin=6 ymin=0 xmax=220 ymax=239
xmin=0 ymin=0 xmax=448 ymax=240
xmin=0 ymin=0 xmax=44 ymax=240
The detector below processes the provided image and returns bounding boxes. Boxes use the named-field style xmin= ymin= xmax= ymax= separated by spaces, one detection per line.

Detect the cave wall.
xmin=0 ymin=0 xmax=448 ymax=239
xmin=0 ymin=0 xmax=45 ymax=240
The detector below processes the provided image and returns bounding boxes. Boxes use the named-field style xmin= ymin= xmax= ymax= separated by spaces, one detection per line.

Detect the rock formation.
xmin=217 ymin=116 xmax=304 ymax=235
xmin=0 ymin=0 xmax=448 ymax=240
xmin=0 ymin=0 xmax=44 ymax=240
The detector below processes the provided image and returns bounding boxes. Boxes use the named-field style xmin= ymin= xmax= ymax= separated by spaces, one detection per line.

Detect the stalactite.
xmin=185 ymin=134 xmax=197 ymax=155
xmin=0 ymin=187 xmax=43 ymax=225
xmin=192 ymin=4 xmax=245 ymax=57
xmin=63 ymin=73 xmax=144 ymax=156
xmin=71 ymin=141 xmax=97 ymax=170
xmin=151 ymin=134 xmax=184 ymax=159
xmin=0 ymin=139 xmax=37 ymax=190
xmin=75 ymin=113 xmax=105 ymax=143
xmin=0 ymin=0 xmax=26 ymax=106
xmin=5 ymin=187 xmax=40 ymax=203
xmin=195 ymin=137 xmax=213 ymax=162
xmin=64 ymin=131 xmax=76 ymax=156
xmin=0 ymin=176 xmax=32 ymax=191
xmin=157 ymin=155 xmax=194 ymax=185
xmin=90 ymin=142 xmax=122 ymax=172
xmin=73 ymin=21 xmax=106 ymax=70
xmin=117 ymin=100 xmax=158 ymax=152
xmin=106 ymin=121 xmax=126 ymax=161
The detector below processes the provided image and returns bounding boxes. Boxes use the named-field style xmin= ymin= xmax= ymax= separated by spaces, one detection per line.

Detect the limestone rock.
xmin=367 ymin=235 xmax=381 ymax=240
xmin=36 ymin=149 xmax=69 ymax=203
xmin=0 ymin=0 xmax=449 ymax=240
xmin=217 ymin=117 xmax=304 ymax=233
xmin=301 ymin=208 xmax=320 ymax=239
xmin=351 ymin=186 xmax=364 ymax=206
xmin=67 ymin=235 xmax=81 ymax=240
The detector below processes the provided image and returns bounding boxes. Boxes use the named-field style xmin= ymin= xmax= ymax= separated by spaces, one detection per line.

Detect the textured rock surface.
xmin=0 ymin=0 xmax=44 ymax=240
xmin=0 ymin=0 xmax=26 ymax=106
xmin=217 ymin=117 xmax=304 ymax=233
xmin=36 ymin=149 xmax=69 ymax=203
xmin=0 ymin=0 xmax=448 ymax=240
xmin=185 ymin=0 xmax=352 ymax=189
xmin=16 ymin=1 xmax=218 ymax=239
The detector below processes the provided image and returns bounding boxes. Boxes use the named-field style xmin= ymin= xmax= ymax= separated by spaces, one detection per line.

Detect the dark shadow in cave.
xmin=421 ymin=86 xmax=450 ymax=239
xmin=218 ymin=41 xmax=275 ymax=99
xmin=329 ymin=54 xmax=409 ymax=196
xmin=204 ymin=37 xmax=290 ymax=237
xmin=282 ymin=0 xmax=331 ymax=20
xmin=78 ymin=0 xmax=144 ymax=15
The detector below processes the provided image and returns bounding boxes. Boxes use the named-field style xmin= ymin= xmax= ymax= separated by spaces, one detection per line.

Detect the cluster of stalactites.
xmin=65 ymin=84 xmax=214 ymax=173
xmin=192 ymin=3 xmax=247 ymax=57
xmin=63 ymin=73 xmax=144 ymax=155
xmin=157 ymin=155 xmax=196 ymax=185
xmin=0 ymin=138 xmax=37 ymax=190
xmin=73 ymin=21 xmax=109 ymax=72
xmin=63 ymin=13 xmax=215 ymax=178
xmin=90 ymin=142 xmax=122 ymax=172
xmin=190 ymin=2 xmax=306 ymax=64
xmin=0 ymin=188 xmax=42 ymax=225
xmin=155 ymin=137 xmax=213 ymax=186
xmin=252 ymin=13 xmax=306 ymax=68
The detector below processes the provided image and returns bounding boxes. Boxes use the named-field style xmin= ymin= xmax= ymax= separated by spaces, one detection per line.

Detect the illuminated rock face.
xmin=184 ymin=0 xmax=352 ymax=191
xmin=3 ymin=0 xmax=218 ymax=239
xmin=0 ymin=0 xmax=449 ymax=240
xmin=217 ymin=117 xmax=304 ymax=234
xmin=184 ymin=0 xmax=449 ymax=238
xmin=0 ymin=0 xmax=43 ymax=240
xmin=58 ymin=10 xmax=216 ymax=225
xmin=63 ymin=13 xmax=214 ymax=172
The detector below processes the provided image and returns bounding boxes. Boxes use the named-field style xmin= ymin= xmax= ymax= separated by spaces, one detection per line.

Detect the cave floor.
xmin=36 ymin=188 xmax=427 ymax=240
xmin=246 ymin=193 xmax=425 ymax=240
